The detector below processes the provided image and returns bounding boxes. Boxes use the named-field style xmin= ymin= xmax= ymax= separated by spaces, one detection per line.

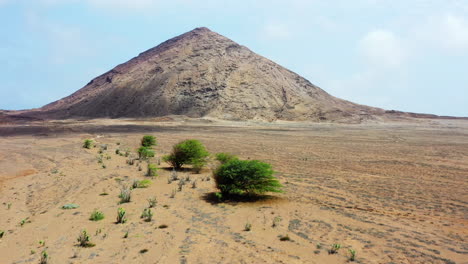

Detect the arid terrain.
xmin=0 ymin=118 xmax=467 ymax=264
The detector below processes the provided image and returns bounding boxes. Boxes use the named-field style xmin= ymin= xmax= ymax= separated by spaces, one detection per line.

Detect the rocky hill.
xmin=21 ymin=27 xmax=389 ymax=122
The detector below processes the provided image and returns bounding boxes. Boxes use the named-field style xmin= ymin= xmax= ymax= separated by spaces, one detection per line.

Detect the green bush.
xmin=138 ymin=179 xmax=152 ymax=188
xmin=215 ymin=152 xmax=238 ymax=164
xmin=83 ymin=139 xmax=93 ymax=149
xmin=141 ymin=135 xmax=157 ymax=147
xmin=138 ymin=147 xmax=155 ymax=160
xmin=116 ymin=208 xmax=127 ymax=224
xmin=89 ymin=210 xmax=105 ymax=221
xmin=163 ymin=139 xmax=209 ymax=170
xmin=77 ymin=230 xmax=95 ymax=247
xmin=214 ymin=159 xmax=283 ymax=196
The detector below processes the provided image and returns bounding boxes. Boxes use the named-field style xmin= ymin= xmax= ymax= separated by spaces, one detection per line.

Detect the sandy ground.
xmin=0 ymin=119 xmax=467 ymax=264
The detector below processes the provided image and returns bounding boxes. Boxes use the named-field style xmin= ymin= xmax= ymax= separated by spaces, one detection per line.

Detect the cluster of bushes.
xmin=138 ymin=136 xmax=156 ymax=160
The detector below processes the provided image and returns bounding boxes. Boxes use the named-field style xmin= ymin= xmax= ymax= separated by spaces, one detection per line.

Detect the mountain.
xmin=27 ymin=27 xmax=386 ymax=122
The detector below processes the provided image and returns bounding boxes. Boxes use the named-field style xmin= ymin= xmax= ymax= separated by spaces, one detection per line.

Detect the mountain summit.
xmin=39 ymin=27 xmax=384 ymax=122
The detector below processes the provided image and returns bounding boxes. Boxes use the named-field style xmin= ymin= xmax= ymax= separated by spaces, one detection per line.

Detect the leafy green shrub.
xmin=116 ymin=208 xmax=127 ymax=224
xmin=141 ymin=135 xmax=157 ymax=147
xmin=83 ymin=139 xmax=93 ymax=149
xmin=147 ymin=163 xmax=158 ymax=177
xmin=138 ymin=147 xmax=155 ymax=160
xmin=77 ymin=230 xmax=95 ymax=247
xmin=163 ymin=139 xmax=209 ymax=170
xmin=244 ymin=223 xmax=252 ymax=231
xmin=89 ymin=210 xmax=105 ymax=221
xmin=215 ymin=152 xmax=238 ymax=164
xmin=192 ymin=159 xmax=206 ymax=174
xmin=214 ymin=159 xmax=283 ymax=196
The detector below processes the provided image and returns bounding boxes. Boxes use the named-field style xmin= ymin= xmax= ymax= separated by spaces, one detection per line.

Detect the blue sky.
xmin=1 ymin=0 xmax=467 ymax=116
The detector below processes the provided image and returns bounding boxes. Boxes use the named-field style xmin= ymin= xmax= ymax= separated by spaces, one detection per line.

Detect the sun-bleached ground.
xmin=0 ymin=119 xmax=467 ymax=264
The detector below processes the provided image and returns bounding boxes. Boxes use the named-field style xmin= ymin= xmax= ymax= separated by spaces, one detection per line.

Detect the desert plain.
xmin=0 ymin=118 xmax=467 ymax=264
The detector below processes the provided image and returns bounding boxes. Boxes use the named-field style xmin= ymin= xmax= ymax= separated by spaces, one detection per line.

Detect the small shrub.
xmin=162 ymin=139 xmax=209 ymax=170
xmin=83 ymin=139 xmax=93 ymax=149
xmin=214 ymin=159 xmax=283 ymax=196
xmin=147 ymin=197 xmax=157 ymax=208
xmin=62 ymin=203 xmax=79 ymax=209
xmin=158 ymin=224 xmax=168 ymax=229
xmin=147 ymin=163 xmax=158 ymax=177
xmin=191 ymin=180 xmax=197 ymax=189
xmin=141 ymin=135 xmax=157 ymax=147
xmin=138 ymin=179 xmax=152 ymax=188
xmin=279 ymin=234 xmax=291 ymax=241
xmin=119 ymin=186 xmax=132 ymax=204
xmin=20 ymin=217 xmax=30 ymax=226
xmin=170 ymin=169 xmax=179 ymax=181
xmin=77 ymin=230 xmax=95 ymax=247
xmin=140 ymin=208 xmax=153 ymax=222
xmin=0 ymin=230 xmax=4 ymax=238
xmin=89 ymin=210 xmax=105 ymax=221
xmin=329 ymin=244 xmax=341 ymax=254
xmin=215 ymin=152 xmax=238 ymax=164
xmin=39 ymin=250 xmax=49 ymax=264
xmin=349 ymin=249 xmax=356 ymax=261
xmin=115 ymin=149 xmax=120 ymax=155
xmin=123 ymin=231 xmax=129 ymax=238
xmin=244 ymin=223 xmax=252 ymax=231
xmin=132 ymin=179 xmax=140 ymax=189
xmin=170 ymin=189 xmax=177 ymax=198
xmin=116 ymin=208 xmax=127 ymax=224
xmin=127 ymin=158 xmax=135 ymax=165
xmin=138 ymin=147 xmax=154 ymax=160
xmin=140 ymin=248 xmax=149 ymax=254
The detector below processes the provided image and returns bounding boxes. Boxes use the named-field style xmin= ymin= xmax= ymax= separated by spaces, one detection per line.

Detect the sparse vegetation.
xmin=279 ymin=234 xmax=291 ymax=241
xmin=170 ymin=189 xmax=177 ymax=198
xmin=0 ymin=230 xmax=4 ymax=238
xmin=89 ymin=209 xmax=105 ymax=221
xmin=147 ymin=163 xmax=158 ymax=177
xmin=20 ymin=217 xmax=31 ymax=226
xmin=83 ymin=139 xmax=93 ymax=149
xmin=141 ymin=135 xmax=157 ymax=147
xmin=140 ymin=208 xmax=153 ymax=222
xmin=329 ymin=243 xmax=341 ymax=254
xmin=147 ymin=197 xmax=157 ymax=208
xmin=244 ymin=223 xmax=252 ymax=231
xmin=163 ymin=139 xmax=209 ymax=170
xmin=138 ymin=179 xmax=152 ymax=188
xmin=77 ymin=230 xmax=95 ymax=247
xmin=123 ymin=231 xmax=129 ymax=238
xmin=62 ymin=203 xmax=79 ymax=209
xmin=158 ymin=224 xmax=168 ymax=229
xmin=140 ymin=248 xmax=149 ymax=254
xmin=119 ymin=186 xmax=132 ymax=204
xmin=349 ymin=249 xmax=356 ymax=261
xmin=214 ymin=159 xmax=283 ymax=196
xmin=39 ymin=250 xmax=49 ymax=264
xmin=272 ymin=216 xmax=281 ymax=227
xmin=116 ymin=208 xmax=127 ymax=224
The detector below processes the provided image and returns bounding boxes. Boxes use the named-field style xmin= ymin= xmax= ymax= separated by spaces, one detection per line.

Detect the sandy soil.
xmin=0 ymin=119 xmax=467 ymax=264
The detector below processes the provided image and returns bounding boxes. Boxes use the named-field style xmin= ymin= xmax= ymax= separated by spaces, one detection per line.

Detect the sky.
xmin=0 ymin=0 xmax=467 ymax=117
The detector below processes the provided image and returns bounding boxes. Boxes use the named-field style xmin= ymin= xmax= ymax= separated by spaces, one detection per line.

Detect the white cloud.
xmin=359 ymin=29 xmax=407 ymax=68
